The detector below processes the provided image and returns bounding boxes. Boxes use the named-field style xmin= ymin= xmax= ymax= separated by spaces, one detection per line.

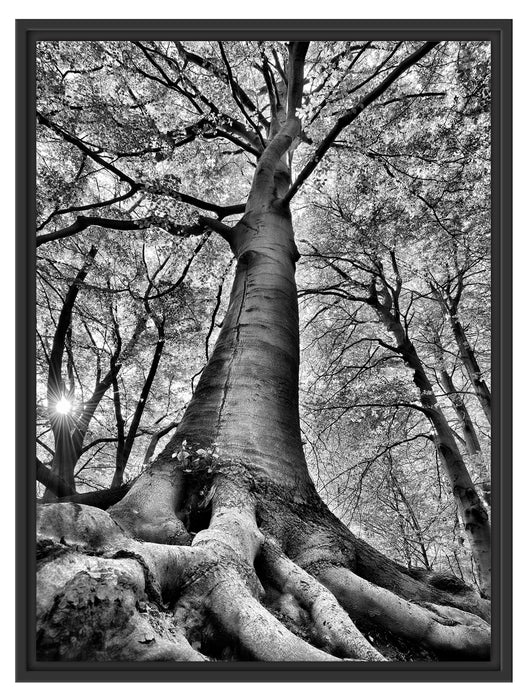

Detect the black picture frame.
xmin=16 ymin=18 xmax=512 ymax=683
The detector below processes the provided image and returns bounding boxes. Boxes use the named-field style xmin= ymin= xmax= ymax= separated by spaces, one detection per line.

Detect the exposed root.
xmin=191 ymin=470 xmax=263 ymax=570
xmin=35 ymin=468 xmax=492 ymax=663
xmin=37 ymin=502 xmax=193 ymax=601
xmin=165 ymin=472 xmax=340 ymax=660
xmin=109 ymin=466 xmax=192 ymax=545
xmin=259 ymin=490 xmax=490 ymax=624
xmin=351 ymin=537 xmax=491 ymax=623
xmin=37 ymin=551 xmax=206 ymax=661
xmin=259 ymin=540 xmax=385 ymax=661
xmin=317 ymin=566 xmax=490 ymax=660
xmin=38 ymin=501 xmax=129 ymax=550
xmin=206 ymin=574 xmax=339 ymax=661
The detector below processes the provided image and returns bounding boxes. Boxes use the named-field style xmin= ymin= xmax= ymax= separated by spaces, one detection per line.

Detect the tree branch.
xmin=283 ymin=41 xmax=440 ymax=205
xmin=175 ymin=40 xmax=269 ymax=132
xmin=46 ymin=483 xmax=132 ymax=510
xmin=287 ymin=42 xmax=310 ymax=118
xmin=37 ymin=112 xmax=136 ymax=186
xmin=36 ymin=213 xmax=224 ymax=247
xmin=47 ymin=246 xmax=97 ymax=409
xmin=36 ymin=458 xmax=75 ymax=498
xmin=218 ymin=41 xmax=266 ymax=147
xmin=143 ymin=421 xmax=179 ymax=465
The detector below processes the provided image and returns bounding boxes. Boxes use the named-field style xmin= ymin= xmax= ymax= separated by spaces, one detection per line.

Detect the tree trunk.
xmin=371 ymin=302 xmax=491 ymax=598
xmin=449 ymin=313 xmax=492 ymax=424
xmin=435 ymin=345 xmax=491 ymax=511
xmin=42 ymin=314 xmax=147 ymax=501
xmin=163 ymin=209 xmax=309 ymax=493
xmin=43 ymin=246 xmax=97 ymax=499
xmin=439 ymin=365 xmax=482 ymax=454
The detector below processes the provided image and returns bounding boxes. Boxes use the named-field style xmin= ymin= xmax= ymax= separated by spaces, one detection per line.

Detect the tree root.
xmin=317 ymin=566 xmax=490 ymax=660
xmin=37 ymin=550 xmax=207 ymax=661
xmin=109 ymin=465 xmax=192 ymax=545
xmin=259 ymin=540 xmax=385 ymax=660
xmin=35 ymin=471 xmax=491 ymax=663
xmin=206 ymin=574 xmax=339 ymax=661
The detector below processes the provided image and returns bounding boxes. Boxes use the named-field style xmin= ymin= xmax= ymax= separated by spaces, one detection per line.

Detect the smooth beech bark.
xmin=431 ymin=280 xmax=491 ymax=425
xmin=449 ymin=313 xmax=492 ymax=424
xmin=43 ymin=246 xmax=97 ymax=498
xmin=434 ymin=340 xmax=490 ymax=505
xmin=367 ymin=284 xmax=491 ymax=598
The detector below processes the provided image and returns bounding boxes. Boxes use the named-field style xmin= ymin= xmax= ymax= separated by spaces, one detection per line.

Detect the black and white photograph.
xmin=17 ymin=20 xmax=511 ymax=681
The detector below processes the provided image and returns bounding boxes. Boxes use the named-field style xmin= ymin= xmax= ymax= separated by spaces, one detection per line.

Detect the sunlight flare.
xmin=55 ymin=397 xmax=72 ymax=415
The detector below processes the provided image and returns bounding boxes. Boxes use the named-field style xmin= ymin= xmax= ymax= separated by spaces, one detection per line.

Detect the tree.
xmin=36 ymin=39 xmax=491 ymax=662
xmin=294 ymin=48 xmax=491 ymax=592
xmin=299 ymin=247 xmax=490 ymax=595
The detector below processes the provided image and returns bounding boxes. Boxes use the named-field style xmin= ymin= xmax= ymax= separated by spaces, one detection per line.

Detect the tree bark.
xmin=439 ymin=364 xmax=482 ymax=454
xmin=434 ymin=340 xmax=490 ymax=508
xmin=370 ymin=297 xmax=491 ymax=598
xmin=449 ymin=312 xmax=491 ymax=424
xmin=431 ymin=281 xmax=491 ymax=426
xmin=43 ymin=246 xmax=97 ymax=499
xmin=111 ymin=319 xmax=165 ymax=488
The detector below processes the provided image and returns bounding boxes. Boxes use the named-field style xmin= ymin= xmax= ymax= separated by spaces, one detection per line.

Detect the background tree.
xmin=297 ymin=43 xmax=491 ymax=594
